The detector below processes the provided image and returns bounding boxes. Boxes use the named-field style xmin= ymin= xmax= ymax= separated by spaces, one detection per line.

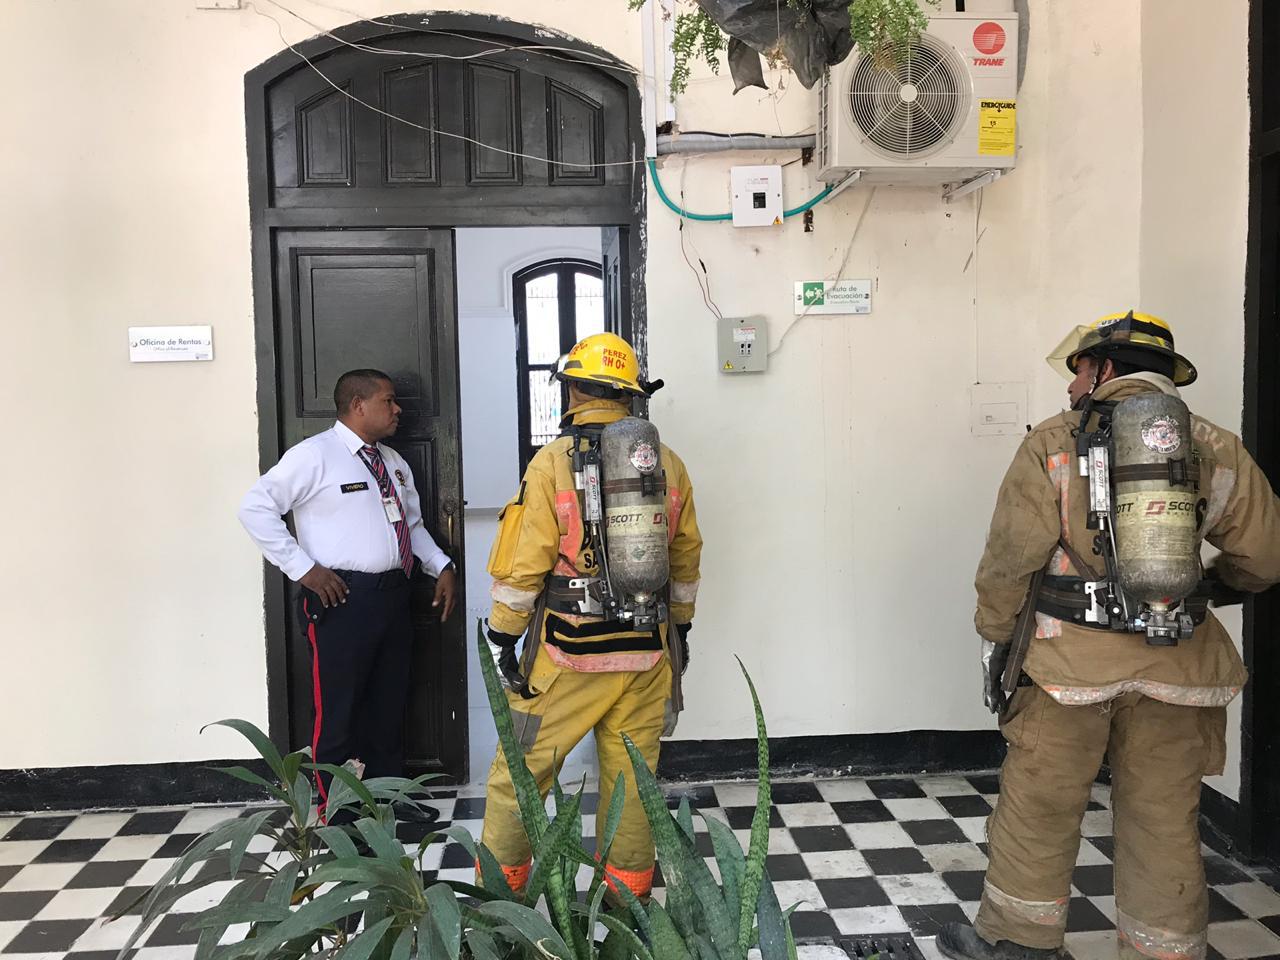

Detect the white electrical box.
xmin=718 ymin=317 xmax=768 ymax=374
xmin=969 ymin=382 xmax=1027 ymax=437
xmin=731 ymin=166 xmax=783 ymax=227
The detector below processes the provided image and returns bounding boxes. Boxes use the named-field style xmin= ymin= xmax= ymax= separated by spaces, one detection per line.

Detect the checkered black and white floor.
xmin=2 ymin=773 xmax=1280 ymax=959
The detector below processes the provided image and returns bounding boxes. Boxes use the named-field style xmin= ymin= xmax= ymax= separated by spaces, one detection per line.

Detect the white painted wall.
xmin=1139 ymin=0 xmax=1251 ymax=800
xmin=455 ymin=227 xmax=602 ymax=782
xmin=0 ymin=0 xmax=1253 ymax=795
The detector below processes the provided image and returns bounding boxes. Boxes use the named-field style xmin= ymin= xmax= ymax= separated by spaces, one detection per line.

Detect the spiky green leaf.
xmin=701 ymin=813 xmax=745 ymax=933
xmin=475 ymin=621 xmax=548 ymax=845
xmin=646 ymin=899 xmax=695 ymax=960
xmin=735 ymin=657 xmax=771 ymax=956
xmin=621 ymin=733 xmax=737 ymax=959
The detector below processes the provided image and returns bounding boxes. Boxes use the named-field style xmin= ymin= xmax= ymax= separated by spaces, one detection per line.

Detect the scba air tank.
xmin=1111 ymin=393 xmax=1201 ymax=611
xmin=599 ymin=417 xmax=670 ymax=598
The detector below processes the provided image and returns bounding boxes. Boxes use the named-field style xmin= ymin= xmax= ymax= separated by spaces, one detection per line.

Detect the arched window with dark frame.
xmin=514 ymin=258 xmax=604 ymax=472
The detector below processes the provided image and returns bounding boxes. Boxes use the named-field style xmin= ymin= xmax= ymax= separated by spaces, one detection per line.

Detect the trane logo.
xmin=972 ymin=21 xmax=1007 ymax=67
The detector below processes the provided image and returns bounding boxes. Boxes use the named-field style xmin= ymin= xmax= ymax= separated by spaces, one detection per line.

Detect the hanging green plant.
xmin=848 ymin=0 xmax=935 ymax=70
xmin=630 ymin=0 xmax=939 ymax=97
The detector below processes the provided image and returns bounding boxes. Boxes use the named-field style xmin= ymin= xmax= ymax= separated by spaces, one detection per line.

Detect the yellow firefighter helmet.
xmin=555 ymin=332 xmax=647 ymax=395
xmin=1046 ymin=310 xmax=1197 ymax=387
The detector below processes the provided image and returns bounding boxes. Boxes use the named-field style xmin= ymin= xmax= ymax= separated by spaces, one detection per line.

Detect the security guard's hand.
xmin=300 ymin=563 xmax=349 ymax=608
xmin=433 ymin=567 xmax=458 ymax=621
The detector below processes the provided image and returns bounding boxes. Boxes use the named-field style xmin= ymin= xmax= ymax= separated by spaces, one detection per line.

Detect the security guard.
xmin=940 ymin=314 xmax=1280 ymax=960
xmin=479 ymin=333 xmax=702 ymax=899
xmin=239 ymin=369 xmax=457 ymax=818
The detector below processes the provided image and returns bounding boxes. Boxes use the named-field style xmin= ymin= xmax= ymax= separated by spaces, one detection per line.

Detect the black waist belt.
xmin=542 ymin=612 xmax=663 ymax=655
xmin=1036 ymin=575 xmax=1210 ymax=629
xmin=333 ymin=568 xmax=410 ymax=591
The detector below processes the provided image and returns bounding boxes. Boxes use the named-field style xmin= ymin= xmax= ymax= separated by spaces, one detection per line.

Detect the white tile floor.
xmin=1 ymin=773 xmax=1278 ymax=958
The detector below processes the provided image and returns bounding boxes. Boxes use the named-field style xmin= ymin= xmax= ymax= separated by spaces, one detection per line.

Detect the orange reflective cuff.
xmin=475 ymin=857 xmax=531 ymax=893
xmin=602 ymin=861 xmax=655 ymax=898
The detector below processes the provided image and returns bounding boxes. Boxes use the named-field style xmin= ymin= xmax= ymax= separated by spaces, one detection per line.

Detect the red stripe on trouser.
xmin=304 ymin=599 xmax=329 ymax=821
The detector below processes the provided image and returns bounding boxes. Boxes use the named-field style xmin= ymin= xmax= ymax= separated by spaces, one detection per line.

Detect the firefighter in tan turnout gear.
xmin=940 ymin=312 xmax=1280 ymax=960
xmin=479 ymin=332 xmax=702 ymax=900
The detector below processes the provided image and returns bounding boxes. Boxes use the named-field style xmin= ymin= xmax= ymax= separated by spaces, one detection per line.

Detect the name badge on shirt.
xmin=382 ymin=497 xmax=403 ymax=523
xmin=341 ymin=482 xmax=370 ymax=494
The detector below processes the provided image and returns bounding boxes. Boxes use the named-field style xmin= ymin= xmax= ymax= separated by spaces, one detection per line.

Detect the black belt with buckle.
xmin=333 ymin=568 xmax=410 ymax=590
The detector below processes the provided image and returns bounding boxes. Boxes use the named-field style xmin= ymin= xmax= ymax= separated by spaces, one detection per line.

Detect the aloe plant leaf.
xmin=701 ymin=813 xmax=745 ymax=933
xmin=476 ymin=622 xmax=549 ymax=846
xmin=621 ymin=733 xmax=737 ymax=959
xmin=734 ymin=657 xmax=771 ymax=956
xmin=646 ymin=899 xmax=695 ymax=960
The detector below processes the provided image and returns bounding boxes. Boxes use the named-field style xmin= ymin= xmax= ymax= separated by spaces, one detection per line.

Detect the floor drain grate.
xmin=838 ymin=936 xmax=925 ymax=960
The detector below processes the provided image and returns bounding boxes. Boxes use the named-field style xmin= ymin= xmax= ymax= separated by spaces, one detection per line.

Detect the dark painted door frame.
xmin=1241 ymin=0 xmax=1280 ymax=866
xmin=244 ymin=14 xmax=646 ymax=767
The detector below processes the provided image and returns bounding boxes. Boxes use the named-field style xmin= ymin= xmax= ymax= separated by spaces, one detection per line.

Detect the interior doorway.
xmin=245 ymin=15 xmax=644 ymax=783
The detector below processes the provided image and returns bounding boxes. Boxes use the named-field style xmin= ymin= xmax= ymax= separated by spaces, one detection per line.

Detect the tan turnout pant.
xmin=976 ymin=685 xmax=1227 ymax=960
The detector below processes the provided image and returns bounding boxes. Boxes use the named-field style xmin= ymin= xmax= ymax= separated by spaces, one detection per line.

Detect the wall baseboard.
xmin=0 ymin=761 xmax=273 ymax=813
xmin=657 ymin=730 xmax=1006 ymax=783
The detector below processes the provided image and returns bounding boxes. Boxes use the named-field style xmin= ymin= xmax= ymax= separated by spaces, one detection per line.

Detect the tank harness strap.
xmin=1035 ymin=574 xmax=1212 ymax=630
xmin=1110 ymin=460 xmax=1200 ymax=486
xmin=1057 ymin=536 xmax=1103 ymax=582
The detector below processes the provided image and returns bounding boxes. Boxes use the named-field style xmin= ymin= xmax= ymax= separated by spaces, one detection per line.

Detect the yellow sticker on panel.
xmin=979 ymin=99 xmax=1016 ymax=156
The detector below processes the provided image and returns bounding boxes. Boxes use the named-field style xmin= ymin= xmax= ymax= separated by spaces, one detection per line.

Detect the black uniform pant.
xmin=300 ymin=577 xmax=413 ymax=804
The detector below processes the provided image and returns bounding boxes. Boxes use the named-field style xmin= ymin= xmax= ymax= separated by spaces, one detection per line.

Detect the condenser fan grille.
xmin=847 ymin=35 xmax=966 ymax=158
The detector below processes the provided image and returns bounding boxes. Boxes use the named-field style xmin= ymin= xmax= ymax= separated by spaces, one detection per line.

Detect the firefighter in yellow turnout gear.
xmin=480 ymin=333 xmax=702 ymax=899
xmin=940 ymin=313 xmax=1280 ymax=960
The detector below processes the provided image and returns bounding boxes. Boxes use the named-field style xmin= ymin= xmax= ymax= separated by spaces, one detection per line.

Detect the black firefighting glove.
xmin=485 ymin=625 xmax=527 ymax=692
xmin=1203 ymin=562 xmax=1247 ymax=608
xmin=982 ymin=641 xmax=1011 ymax=715
xmin=676 ymin=622 xmax=691 ymax=676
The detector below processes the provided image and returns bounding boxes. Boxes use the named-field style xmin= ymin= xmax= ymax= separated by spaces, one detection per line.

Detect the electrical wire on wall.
xmin=769 ymin=186 xmax=878 ymax=359
xmin=248 ymin=0 xmax=858 ymax=335
xmin=266 ymin=0 xmax=640 ymax=75
xmin=246 ymin=1 xmax=647 ymax=170
xmin=676 ymin=158 xmax=725 ymax=323
xmin=962 ymin=188 xmax=987 ymax=383
xmin=248 ymin=2 xmax=851 ymax=212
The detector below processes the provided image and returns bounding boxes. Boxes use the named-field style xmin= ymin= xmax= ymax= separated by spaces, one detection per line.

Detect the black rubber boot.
xmin=937 ymin=923 xmax=1061 ymax=960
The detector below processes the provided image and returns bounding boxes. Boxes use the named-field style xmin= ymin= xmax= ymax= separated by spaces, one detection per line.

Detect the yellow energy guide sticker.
xmin=979 ymin=99 xmax=1016 ymax=156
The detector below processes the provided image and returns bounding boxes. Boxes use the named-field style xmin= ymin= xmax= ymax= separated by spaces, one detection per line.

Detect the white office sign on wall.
xmin=128 ymin=325 xmax=214 ymax=362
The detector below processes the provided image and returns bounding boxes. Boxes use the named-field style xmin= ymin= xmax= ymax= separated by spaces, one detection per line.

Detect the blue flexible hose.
xmin=646 ymin=156 xmax=834 ymax=222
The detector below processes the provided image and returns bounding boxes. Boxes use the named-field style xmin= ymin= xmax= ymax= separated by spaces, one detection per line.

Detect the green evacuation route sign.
xmin=794 ymin=279 xmax=872 ymax=315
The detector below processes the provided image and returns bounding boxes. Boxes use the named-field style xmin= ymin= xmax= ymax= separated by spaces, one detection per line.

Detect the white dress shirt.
xmin=239 ymin=421 xmax=452 ymax=582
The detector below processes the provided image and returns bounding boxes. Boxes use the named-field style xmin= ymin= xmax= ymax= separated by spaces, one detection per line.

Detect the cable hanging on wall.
xmin=248 ymin=1 xmax=645 ymax=170
xmin=249 ymin=3 xmax=852 ymax=209
xmin=261 ymin=0 xmax=641 ymax=75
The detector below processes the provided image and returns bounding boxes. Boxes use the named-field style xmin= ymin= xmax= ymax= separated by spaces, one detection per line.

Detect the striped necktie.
xmin=360 ymin=445 xmax=414 ymax=577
